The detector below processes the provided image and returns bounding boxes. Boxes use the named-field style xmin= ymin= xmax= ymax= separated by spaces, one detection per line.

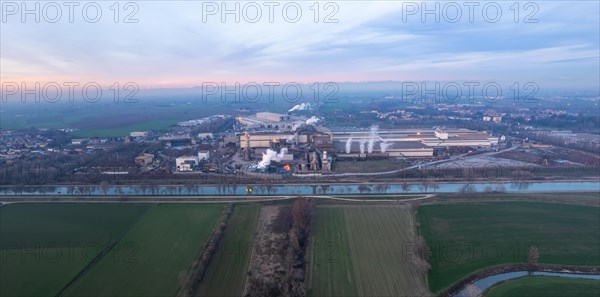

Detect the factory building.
xmin=237 ymin=112 xmax=306 ymax=129
xmin=331 ymin=128 xmax=497 ymax=158
xmin=198 ymin=150 xmax=210 ymax=161
xmin=135 ymin=153 xmax=154 ymax=166
xmin=175 ymin=151 xmax=212 ymax=172
xmin=333 ymin=141 xmax=433 ymax=158
xmin=237 ymin=127 xmax=496 ymax=161
xmin=332 ymin=129 xmax=497 ymax=148
xmin=237 ymin=127 xmax=334 ymax=173
xmin=240 ymin=132 xmax=309 ymax=149
xmin=175 ymin=156 xmax=198 ymax=172
xmin=130 ymin=131 xmax=149 ymax=138
xmin=159 ymin=136 xmax=193 ymax=147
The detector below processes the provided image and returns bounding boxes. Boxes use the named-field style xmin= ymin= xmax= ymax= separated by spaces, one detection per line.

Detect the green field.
xmin=64 ymin=204 xmax=223 ymax=297
xmin=419 ymin=202 xmax=600 ymax=293
xmin=333 ymin=159 xmax=408 ymax=173
xmin=0 ymin=203 xmax=150 ymax=297
xmin=196 ymin=204 xmax=260 ymax=296
xmin=0 ymin=101 xmax=228 ymax=137
xmin=70 ymin=119 xmax=180 ymax=137
xmin=309 ymin=206 xmax=430 ymax=297
xmin=485 ymin=276 xmax=600 ymax=297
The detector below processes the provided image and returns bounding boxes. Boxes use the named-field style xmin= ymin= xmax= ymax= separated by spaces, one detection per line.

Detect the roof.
xmin=333 ymin=140 xmax=430 ymax=152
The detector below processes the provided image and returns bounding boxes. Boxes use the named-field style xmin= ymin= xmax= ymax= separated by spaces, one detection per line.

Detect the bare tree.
xmin=528 ymin=245 xmax=540 ymax=274
xmin=358 ymin=184 xmax=369 ymax=194
xmin=362 ymin=185 xmax=372 ymax=194
xmin=427 ymin=178 xmax=439 ymax=193
xmin=100 ymin=181 xmax=109 ymax=196
xmin=382 ymin=183 xmax=390 ymax=194
xmin=401 ymin=181 xmax=410 ymax=193
xmin=185 ymin=184 xmax=195 ymax=196
xmin=459 ymin=184 xmax=476 ymax=193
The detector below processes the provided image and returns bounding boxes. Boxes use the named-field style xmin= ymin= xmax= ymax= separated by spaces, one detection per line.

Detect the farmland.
xmin=0 ymin=203 xmax=150 ymax=297
xmin=485 ymin=276 xmax=600 ymax=297
xmin=418 ymin=202 xmax=600 ymax=293
xmin=64 ymin=204 xmax=223 ymax=297
xmin=196 ymin=204 xmax=260 ymax=297
xmin=332 ymin=159 xmax=409 ymax=173
xmin=0 ymin=99 xmax=233 ymax=137
xmin=309 ymin=206 xmax=430 ymax=297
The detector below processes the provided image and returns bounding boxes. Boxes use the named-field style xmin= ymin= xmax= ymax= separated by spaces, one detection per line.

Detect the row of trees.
xmin=245 ymin=198 xmax=315 ymax=297
xmin=288 ymin=198 xmax=315 ymax=296
xmin=178 ymin=204 xmax=233 ymax=297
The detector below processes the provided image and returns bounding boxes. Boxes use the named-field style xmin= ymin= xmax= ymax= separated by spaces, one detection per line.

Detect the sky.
xmin=1 ymin=1 xmax=599 ymax=90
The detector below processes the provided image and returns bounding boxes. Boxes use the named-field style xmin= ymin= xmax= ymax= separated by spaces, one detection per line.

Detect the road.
xmin=0 ymin=194 xmax=433 ymax=204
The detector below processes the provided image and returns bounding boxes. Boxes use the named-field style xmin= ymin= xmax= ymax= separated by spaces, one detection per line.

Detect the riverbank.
xmin=440 ymin=264 xmax=600 ymax=297
xmin=0 ymin=181 xmax=598 ymax=196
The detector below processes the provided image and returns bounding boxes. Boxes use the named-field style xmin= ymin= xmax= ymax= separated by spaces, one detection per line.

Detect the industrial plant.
xmin=232 ymin=112 xmax=499 ymax=174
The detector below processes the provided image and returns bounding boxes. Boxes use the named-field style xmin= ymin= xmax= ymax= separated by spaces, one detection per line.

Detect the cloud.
xmin=1 ymin=1 xmax=598 ymax=88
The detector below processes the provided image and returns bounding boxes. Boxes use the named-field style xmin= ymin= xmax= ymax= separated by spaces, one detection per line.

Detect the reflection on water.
xmin=0 ymin=181 xmax=598 ymax=196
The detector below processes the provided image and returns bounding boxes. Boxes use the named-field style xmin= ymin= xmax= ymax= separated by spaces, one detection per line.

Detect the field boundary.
xmin=176 ymin=204 xmax=233 ymax=297
xmin=54 ymin=204 xmax=153 ymax=297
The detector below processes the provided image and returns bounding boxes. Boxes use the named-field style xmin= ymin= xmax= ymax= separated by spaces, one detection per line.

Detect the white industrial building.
xmin=130 ymin=131 xmax=149 ymax=138
xmin=331 ymin=128 xmax=498 ymax=148
xmin=175 ymin=151 xmax=211 ymax=171
xmin=240 ymin=132 xmax=310 ymax=148
xmin=198 ymin=150 xmax=210 ymax=161
xmin=175 ymin=156 xmax=197 ymax=172
xmin=332 ymin=128 xmax=498 ymax=158
xmin=197 ymin=133 xmax=213 ymax=139
xmin=238 ymin=112 xmax=305 ymax=129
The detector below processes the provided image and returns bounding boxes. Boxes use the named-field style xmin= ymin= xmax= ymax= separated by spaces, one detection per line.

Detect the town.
xmin=1 ymin=98 xmax=598 ymax=187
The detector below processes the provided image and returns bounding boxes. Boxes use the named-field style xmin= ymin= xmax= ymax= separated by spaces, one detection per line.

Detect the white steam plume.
xmin=291 ymin=121 xmax=303 ymax=132
xmin=258 ymin=148 xmax=288 ymax=169
xmin=345 ymin=137 xmax=353 ymax=154
xmin=359 ymin=138 xmax=367 ymax=154
xmin=306 ymin=116 xmax=320 ymax=125
xmin=288 ymin=103 xmax=311 ymax=112
xmin=380 ymin=142 xmax=392 ymax=153
xmin=367 ymin=125 xmax=379 ymax=153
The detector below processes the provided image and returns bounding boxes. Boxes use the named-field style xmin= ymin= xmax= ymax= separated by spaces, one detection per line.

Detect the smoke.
xmin=306 ymin=116 xmax=320 ymax=125
xmin=367 ymin=125 xmax=379 ymax=153
xmin=359 ymin=138 xmax=367 ymax=154
xmin=345 ymin=137 xmax=353 ymax=154
xmin=380 ymin=142 xmax=392 ymax=153
xmin=258 ymin=148 xmax=288 ymax=169
xmin=291 ymin=121 xmax=303 ymax=132
xmin=285 ymin=135 xmax=294 ymax=144
xmin=288 ymin=103 xmax=311 ymax=112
